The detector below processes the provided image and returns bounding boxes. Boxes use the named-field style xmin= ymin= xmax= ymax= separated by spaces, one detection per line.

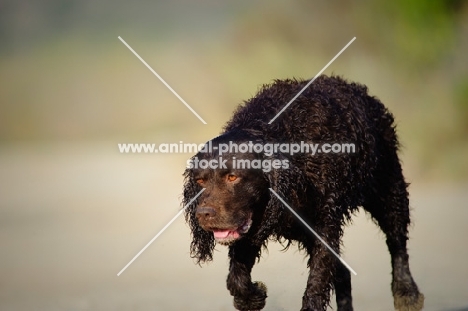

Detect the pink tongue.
xmin=213 ymin=230 xmax=240 ymax=239
xmin=213 ymin=230 xmax=231 ymax=239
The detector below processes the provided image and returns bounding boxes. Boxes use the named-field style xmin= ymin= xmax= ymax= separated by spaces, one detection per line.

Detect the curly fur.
xmin=183 ymin=75 xmax=424 ymax=311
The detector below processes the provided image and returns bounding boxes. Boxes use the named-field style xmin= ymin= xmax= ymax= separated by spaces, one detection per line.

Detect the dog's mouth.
xmin=211 ymin=216 xmax=253 ymax=245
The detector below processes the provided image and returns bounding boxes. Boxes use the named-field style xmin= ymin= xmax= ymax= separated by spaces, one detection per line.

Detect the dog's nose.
xmin=196 ymin=206 xmax=217 ymax=218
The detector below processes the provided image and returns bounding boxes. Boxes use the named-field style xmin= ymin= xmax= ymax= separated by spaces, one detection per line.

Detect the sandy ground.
xmin=0 ymin=143 xmax=467 ymax=311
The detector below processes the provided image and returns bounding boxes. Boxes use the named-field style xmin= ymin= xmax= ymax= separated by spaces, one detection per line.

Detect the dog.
xmin=183 ymin=75 xmax=424 ymax=310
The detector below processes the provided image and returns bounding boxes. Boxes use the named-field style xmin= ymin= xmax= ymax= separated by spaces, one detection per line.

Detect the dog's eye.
xmin=227 ymin=174 xmax=237 ymax=182
xmin=195 ymin=178 xmax=204 ymax=185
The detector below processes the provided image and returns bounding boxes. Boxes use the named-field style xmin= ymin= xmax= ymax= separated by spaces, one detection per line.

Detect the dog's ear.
xmin=183 ymin=167 xmax=215 ymax=264
xmin=258 ymin=153 xmax=308 ymax=240
xmin=265 ymin=153 xmax=307 ymax=204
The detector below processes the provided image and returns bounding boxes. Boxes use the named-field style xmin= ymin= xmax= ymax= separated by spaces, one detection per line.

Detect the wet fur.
xmin=183 ymin=75 xmax=424 ymax=310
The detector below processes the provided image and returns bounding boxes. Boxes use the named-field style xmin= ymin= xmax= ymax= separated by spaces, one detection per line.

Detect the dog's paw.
xmin=394 ymin=292 xmax=424 ymax=311
xmin=233 ymin=281 xmax=268 ymax=311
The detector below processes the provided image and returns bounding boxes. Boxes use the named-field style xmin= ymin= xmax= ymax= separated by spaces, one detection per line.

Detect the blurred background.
xmin=0 ymin=1 xmax=467 ymax=310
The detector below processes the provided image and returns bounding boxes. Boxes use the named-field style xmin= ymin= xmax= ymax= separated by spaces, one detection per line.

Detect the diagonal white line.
xmin=117 ymin=188 xmax=205 ymax=276
xmin=269 ymin=188 xmax=357 ymax=275
xmin=118 ymin=36 xmax=207 ymax=125
xmin=268 ymin=37 xmax=356 ymax=124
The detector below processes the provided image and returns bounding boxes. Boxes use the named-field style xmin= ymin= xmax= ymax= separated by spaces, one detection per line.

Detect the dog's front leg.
xmin=300 ymin=215 xmax=344 ymax=311
xmin=227 ymin=239 xmax=267 ymax=311
xmin=301 ymin=240 xmax=337 ymax=311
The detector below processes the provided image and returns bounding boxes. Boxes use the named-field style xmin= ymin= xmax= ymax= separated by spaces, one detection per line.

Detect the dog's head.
xmin=183 ymin=130 xmax=304 ymax=263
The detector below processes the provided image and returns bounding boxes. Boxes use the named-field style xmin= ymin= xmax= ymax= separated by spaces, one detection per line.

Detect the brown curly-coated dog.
xmin=183 ymin=75 xmax=424 ymax=311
